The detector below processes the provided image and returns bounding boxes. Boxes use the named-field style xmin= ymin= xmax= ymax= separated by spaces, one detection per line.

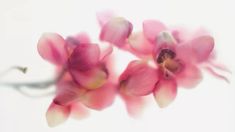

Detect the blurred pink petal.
xmin=153 ymin=79 xmax=177 ymax=108
xmin=46 ymin=102 xmax=70 ymax=127
xmin=81 ymin=82 xmax=117 ymax=110
xmin=70 ymin=103 xmax=90 ymax=120
xmin=128 ymin=32 xmax=154 ymax=57
xmin=120 ymin=90 xmax=146 ymax=117
xmin=54 ymin=80 xmax=87 ymax=106
xmin=143 ymin=20 xmax=166 ymax=42
xmin=120 ymin=60 xmax=158 ymax=96
xmin=175 ymin=43 xmax=195 ymax=62
xmin=191 ymin=35 xmax=214 ymax=62
xmin=100 ymin=17 xmax=133 ymax=47
xmin=65 ymin=32 xmax=91 ymax=55
xmin=96 ymin=10 xmax=116 ymax=27
xmin=68 ymin=44 xmax=100 ymax=71
xmin=69 ymin=66 xmax=108 ymax=89
xmin=176 ymin=64 xmax=202 ymax=88
xmin=37 ymin=33 xmax=67 ymax=65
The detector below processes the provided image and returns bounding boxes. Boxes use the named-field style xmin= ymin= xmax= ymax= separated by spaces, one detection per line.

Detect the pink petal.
xmin=153 ymin=79 xmax=177 ymax=108
xmin=176 ymin=64 xmax=202 ymax=88
xmin=68 ymin=44 xmax=100 ymax=71
xmin=175 ymin=43 xmax=195 ymax=63
xmin=54 ymin=80 xmax=87 ymax=106
xmin=119 ymin=60 xmax=158 ymax=96
xmin=190 ymin=35 xmax=214 ymax=62
xmin=96 ymin=10 xmax=116 ymax=27
xmin=69 ymin=66 xmax=108 ymax=90
xmin=119 ymin=90 xmax=146 ymax=117
xmin=46 ymin=102 xmax=70 ymax=127
xmin=65 ymin=32 xmax=91 ymax=55
xmin=143 ymin=20 xmax=166 ymax=42
xmin=81 ymin=82 xmax=117 ymax=110
xmin=37 ymin=33 xmax=67 ymax=65
xmin=128 ymin=32 xmax=154 ymax=57
xmin=99 ymin=17 xmax=133 ymax=47
xmin=70 ymin=103 xmax=90 ymax=120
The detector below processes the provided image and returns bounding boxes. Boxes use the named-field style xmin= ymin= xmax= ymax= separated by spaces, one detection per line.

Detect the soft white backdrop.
xmin=0 ymin=0 xmax=234 ymax=132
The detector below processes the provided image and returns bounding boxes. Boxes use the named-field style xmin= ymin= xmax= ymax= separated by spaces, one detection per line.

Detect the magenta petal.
xmin=128 ymin=32 xmax=154 ymax=57
xmin=46 ymin=102 xmax=70 ymax=127
xmin=100 ymin=17 xmax=133 ymax=47
xmin=69 ymin=66 xmax=108 ymax=89
xmin=153 ymin=79 xmax=177 ymax=108
xmin=176 ymin=64 xmax=202 ymax=88
xmin=143 ymin=20 xmax=166 ymax=42
xmin=120 ymin=60 xmax=158 ymax=96
xmin=191 ymin=35 xmax=214 ymax=62
xmin=65 ymin=33 xmax=91 ymax=55
xmin=37 ymin=33 xmax=67 ymax=65
xmin=81 ymin=82 xmax=117 ymax=110
xmin=68 ymin=44 xmax=100 ymax=71
xmin=54 ymin=80 xmax=87 ymax=106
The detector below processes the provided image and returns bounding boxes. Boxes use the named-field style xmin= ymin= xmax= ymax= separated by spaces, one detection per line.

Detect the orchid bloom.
xmin=99 ymin=15 xmax=229 ymax=109
xmin=37 ymin=32 xmax=116 ymax=127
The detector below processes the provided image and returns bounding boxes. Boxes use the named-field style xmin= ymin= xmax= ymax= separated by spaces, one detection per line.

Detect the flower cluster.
xmin=37 ymin=11 xmax=229 ymax=127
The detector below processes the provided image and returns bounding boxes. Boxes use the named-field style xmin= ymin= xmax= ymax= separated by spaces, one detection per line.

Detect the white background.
xmin=0 ymin=0 xmax=234 ymax=132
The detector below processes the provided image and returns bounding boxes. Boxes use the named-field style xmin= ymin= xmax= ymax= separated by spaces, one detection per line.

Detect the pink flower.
xmin=37 ymin=32 xmax=116 ymax=127
xmin=119 ymin=20 xmax=229 ymax=108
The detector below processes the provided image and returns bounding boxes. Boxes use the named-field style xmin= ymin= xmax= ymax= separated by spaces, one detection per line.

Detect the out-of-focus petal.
xmin=37 ymin=33 xmax=67 ymax=65
xmin=128 ymin=32 xmax=154 ymax=57
xmin=54 ymin=80 xmax=87 ymax=106
xmin=46 ymin=102 xmax=70 ymax=127
xmin=175 ymin=43 xmax=195 ymax=63
xmin=100 ymin=17 xmax=133 ymax=47
xmin=190 ymin=35 xmax=214 ymax=62
xmin=70 ymin=103 xmax=90 ymax=120
xmin=96 ymin=10 xmax=116 ymax=27
xmin=153 ymin=79 xmax=177 ymax=108
xmin=120 ymin=60 xmax=158 ymax=96
xmin=65 ymin=32 xmax=91 ymax=55
xmin=119 ymin=90 xmax=146 ymax=117
xmin=68 ymin=44 xmax=100 ymax=71
xmin=69 ymin=66 xmax=108 ymax=90
xmin=176 ymin=64 xmax=202 ymax=88
xmin=143 ymin=20 xmax=166 ymax=42
xmin=81 ymin=82 xmax=117 ymax=110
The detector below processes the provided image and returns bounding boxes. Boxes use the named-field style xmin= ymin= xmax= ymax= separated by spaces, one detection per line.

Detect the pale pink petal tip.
xmin=191 ymin=35 xmax=214 ymax=62
xmin=37 ymin=33 xmax=67 ymax=65
xmin=154 ymin=80 xmax=177 ymax=108
xmin=46 ymin=102 xmax=70 ymax=127
xmin=120 ymin=60 xmax=158 ymax=96
xmin=100 ymin=17 xmax=133 ymax=47
xmin=120 ymin=91 xmax=146 ymax=118
xmin=71 ymin=103 xmax=90 ymax=120
xmin=143 ymin=20 xmax=166 ymax=42
xmin=96 ymin=10 xmax=116 ymax=27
